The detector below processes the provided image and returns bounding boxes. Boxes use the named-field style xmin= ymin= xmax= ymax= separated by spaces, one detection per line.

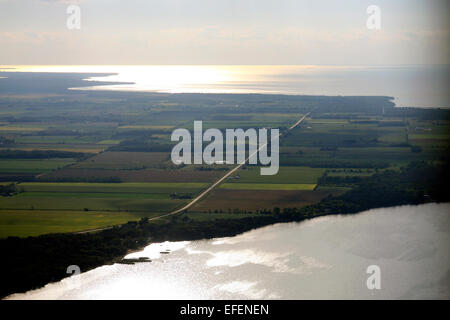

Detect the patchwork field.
xmin=0 ymin=159 xmax=74 ymax=174
xmin=18 ymin=182 xmax=207 ymax=193
xmin=0 ymin=197 xmax=187 ymax=212
xmin=40 ymin=168 xmax=223 ymax=182
xmin=0 ymin=210 xmax=149 ymax=238
xmin=189 ymin=188 xmax=343 ymax=213
xmin=4 ymin=144 xmax=107 ymax=153
xmin=226 ymin=166 xmax=325 ymax=184
xmin=0 ymin=182 xmax=208 ymax=237
xmin=220 ymin=183 xmax=316 ymax=190
xmin=1 ymin=89 xmax=448 ymax=237
xmin=184 ymin=212 xmax=263 ymax=221
xmin=72 ymin=151 xmax=169 ymax=169
xmin=326 ymin=168 xmax=375 ymax=177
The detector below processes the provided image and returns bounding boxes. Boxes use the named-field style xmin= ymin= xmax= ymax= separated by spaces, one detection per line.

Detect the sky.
xmin=0 ymin=0 xmax=449 ymax=65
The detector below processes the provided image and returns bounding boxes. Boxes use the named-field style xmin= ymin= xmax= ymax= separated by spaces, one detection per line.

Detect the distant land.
xmin=0 ymin=70 xmax=449 ymax=297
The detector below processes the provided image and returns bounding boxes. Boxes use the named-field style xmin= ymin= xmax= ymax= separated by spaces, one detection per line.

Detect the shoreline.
xmin=3 ymin=66 xmax=449 ymax=109
xmin=1 ymin=161 xmax=448 ymax=298
xmin=6 ymin=201 xmax=449 ymax=300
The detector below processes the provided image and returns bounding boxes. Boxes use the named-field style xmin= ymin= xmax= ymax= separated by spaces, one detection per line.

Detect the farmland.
xmin=219 ymin=183 xmax=316 ymax=190
xmin=0 ymin=210 xmax=144 ymax=238
xmin=18 ymin=182 xmax=207 ymax=193
xmin=12 ymin=181 xmax=207 ymax=205
xmin=71 ymin=151 xmax=169 ymax=169
xmin=189 ymin=188 xmax=341 ymax=213
xmin=40 ymin=168 xmax=223 ymax=182
xmin=0 ymin=182 xmax=207 ymax=236
xmin=0 ymin=159 xmax=74 ymax=174
xmin=0 ymin=74 xmax=449 ymax=237
xmin=225 ymin=166 xmax=325 ymax=184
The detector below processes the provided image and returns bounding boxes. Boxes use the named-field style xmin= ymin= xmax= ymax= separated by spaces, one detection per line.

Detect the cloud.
xmin=1 ymin=1 xmax=448 ymax=64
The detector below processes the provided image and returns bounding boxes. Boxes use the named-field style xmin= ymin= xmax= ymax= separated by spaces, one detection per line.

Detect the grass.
xmin=15 ymin=136 xmax=87 ymax=144
xmin=0 ymin=92 xmax=447 ymax=238
xmin=0 ymin=197 xmax=187 ymax=212
xmin=228 ymin=166 xmax=325 ymax=184
xmin=280 ymin=145 xmax=433 ymax=167
xmin=15 ymin=192 xmax=172 ymax=199
xmin=96 ymin=139 xmax=122 ymax=145
xmin=41 ymin=167 xmax=223 ymax=182
xmin=72 ymin=151 xmax=169 ymax=169
xmin=408 ymin=133 xmax=450 ymax=140
xmin=184 ymin=212 xmax=264 ymax=221
xmin=191 ymin=188 xmax=334 ymax=212
xmin=315 ymin=186 xmax=352 ymax=193
xmin=186 ymin=120 xmax=291 ymax=130
xmin=0 ymin=182 xmax=207 ymax=213
xmin=326 ymin=169 xmax=375 ymax=177
xmin=6 ymin=144 xmax=106 ymax=153
xmin=378 ymin=132 xmax=407 ymax=143
xmin=19 ymin=182 xmax=208 ymax=193
xmin=220 ymin=183 xmax=316 ymax=190
xmin=0 ymin=159 xmax=75 ymax=174
xmin=307 ymin=120 xmax=349 ymax=124
xmin=118 ymin=125 xmax=174 ymax=129
xmin=0 ymin=188 xmax=187 ymax=237
xmin=0 ymin=209 xmax=151 ymax=238
xmin=0 ymin=181 xmax=207 ymax=237
xmin=0 ymin=126 xmax=45 ymax=132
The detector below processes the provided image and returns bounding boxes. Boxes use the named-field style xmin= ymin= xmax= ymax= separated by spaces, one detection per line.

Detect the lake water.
xmin=8 ymin=203 xmax=449 ymax=300
xmin=2 ymin=65 xmax=449 ymax=108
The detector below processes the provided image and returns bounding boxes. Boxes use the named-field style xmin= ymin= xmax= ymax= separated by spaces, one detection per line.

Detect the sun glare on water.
xmin=1 ymin=65 xmax=250 ymax=93
xmin=3 ymin=65 xmax=444 ymax=108
xmin=0 ymin=65 xmax=324 ymax=94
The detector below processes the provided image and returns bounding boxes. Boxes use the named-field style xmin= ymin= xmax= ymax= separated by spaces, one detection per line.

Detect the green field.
xmin=15 ymin=136 xmax=99 ymax=144
xmin=326 ymin=169 xmax=375 ymax=177
xmin=96 ymin=139 xmax=122 ymax=145
xmin=184 ymin=212 xmax=264 ymax=221
xmin=315 ymin=186 xmax=352 ymax=193
xmin=15 ymin=192 xmax=172 ymax=199
xmin=227 ymin=166 xmax=325 ymax=184
xmin=220 ymin=183 xmax=316 ymax=190
xmin=1 ymin=90 xmax=448 ymax=238
xmin=2 ymin=144 xmax=106 ymax=153
xmin=72 ymin=151 xmax=169 ymax=169
xmin=0 ymin=182 xmax=208 ymax=214
xmin=0 ymin=159 xmax=75 ymax=174
xmin=18 ymin=182 xmax=208 ymax=193
xmin=0 ymin=210 xmax=151 ymax=238
xmin=0 ymin=197 xmax=187 ymax=212
xmin=0 ymin=125 xmax=46 ymax=132
xmin=0 ymin=182 xmax=208 ymax=237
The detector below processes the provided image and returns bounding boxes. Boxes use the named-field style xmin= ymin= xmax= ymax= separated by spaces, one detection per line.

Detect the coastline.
xmin=1 ymin=161 xmax=448 ymax=298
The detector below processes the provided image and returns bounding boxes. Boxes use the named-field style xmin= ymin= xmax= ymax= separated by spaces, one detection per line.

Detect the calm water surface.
xmin=8 ymin=203 xmax=449 ymax=300
xmin=3 ymin=65 xmax=449 ymax=108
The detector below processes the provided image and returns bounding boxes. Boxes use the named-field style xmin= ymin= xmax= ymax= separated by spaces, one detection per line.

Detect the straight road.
xmin=74 ymin=111 xmax=311 ymax=232
xmin=149 ymin=111 xmax=311 ymax=220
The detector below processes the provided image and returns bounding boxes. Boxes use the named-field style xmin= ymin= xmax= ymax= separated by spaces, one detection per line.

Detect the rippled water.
xmin=7 ymin=203 xmax=450 ymax=300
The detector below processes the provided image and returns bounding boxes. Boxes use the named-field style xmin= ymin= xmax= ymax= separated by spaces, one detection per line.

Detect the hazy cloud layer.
xmin=0 ymin=0 xmax=448 ymax=65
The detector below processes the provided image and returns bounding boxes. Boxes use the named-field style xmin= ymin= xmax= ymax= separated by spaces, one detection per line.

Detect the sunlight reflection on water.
xmin=3 ymin=65 xmax=449 ymax=108
xmin=7 ymin=203 xmax=450 ymax=300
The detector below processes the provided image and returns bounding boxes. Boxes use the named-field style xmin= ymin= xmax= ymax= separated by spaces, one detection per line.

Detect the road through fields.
xmin=74 ymin=111 xmax=311 ymax=232
xmin=148 ymin=112 xmax=311 ymax=221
